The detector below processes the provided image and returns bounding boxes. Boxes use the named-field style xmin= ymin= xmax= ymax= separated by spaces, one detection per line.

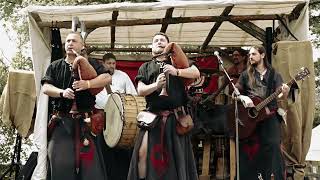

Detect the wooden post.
xmin=199 ymin=137 xmax=211 ymax=180
xmin=230 ymin=138 xmax=236 ymax=180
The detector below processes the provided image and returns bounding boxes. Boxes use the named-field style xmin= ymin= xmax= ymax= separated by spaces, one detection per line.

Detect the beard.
xmin=152 ymin=47 xmax=164 ymax=56
xmin=251 ymin=63 xmax=258 ymax=67
xmin=233 ymin=59 xmax=239 ymax=65
xmin=109 ymin=68 xmax=114 ymax=75
xmin=250 ymin=59 xmax=261 ymax=67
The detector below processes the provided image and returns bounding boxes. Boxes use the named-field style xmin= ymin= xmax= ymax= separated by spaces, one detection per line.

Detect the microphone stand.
xmin=215 ymin=52 xmax=241 ymax=180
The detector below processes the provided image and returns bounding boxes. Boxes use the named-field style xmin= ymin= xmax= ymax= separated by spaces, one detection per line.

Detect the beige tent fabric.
xmin=28 ymin=14 xmax=51 ymax=180
xmin=25 ymin=0 xmax=309 ymax=48
xmin=0 ymin=70 xmax=36 ymax=138
xmin=272 ymin=41 xmax=315 ymax=180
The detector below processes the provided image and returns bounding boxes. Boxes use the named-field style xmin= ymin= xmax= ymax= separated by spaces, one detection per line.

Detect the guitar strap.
xmin=266 ymin=68 xmax=275 ymax=106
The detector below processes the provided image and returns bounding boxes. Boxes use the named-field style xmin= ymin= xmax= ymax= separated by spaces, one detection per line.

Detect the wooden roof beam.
xmin=110 ymin=10 xmax=119 ymax=49
xmin=231 ymin=20 xmax=266 ymax=44
xmin=87 ymin=46 xmax=220 ymax=54
xmin=201 ymin=6 xmax=234 ymax=51
xmin=38 ymin=14 xmax=280 ymax=28
xmin=160 ymin=8 xmax=174 ymax=33
xmin=31 ymin=12 xmax=42 ymax=22
xmin=288 ymin=2 xmax=306 ymax=21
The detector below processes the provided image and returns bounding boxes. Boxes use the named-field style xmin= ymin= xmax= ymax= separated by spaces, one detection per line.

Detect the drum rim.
xmin=103 ymin=93 xmax=124 ymax=148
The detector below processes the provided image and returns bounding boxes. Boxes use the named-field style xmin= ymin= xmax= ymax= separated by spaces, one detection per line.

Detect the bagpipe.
xmin=153 ymin=42 xmax=195 ymax=135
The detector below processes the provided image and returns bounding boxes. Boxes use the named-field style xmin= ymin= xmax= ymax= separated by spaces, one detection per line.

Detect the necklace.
xmin=65 ymin=59 xmax=73 ymax=71
xmin=258 ymin=68 xmax=267 ymax=80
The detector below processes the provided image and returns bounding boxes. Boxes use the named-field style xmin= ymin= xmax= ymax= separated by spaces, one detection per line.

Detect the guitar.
xmin=228 ymin=67 xmax=310 ymax=139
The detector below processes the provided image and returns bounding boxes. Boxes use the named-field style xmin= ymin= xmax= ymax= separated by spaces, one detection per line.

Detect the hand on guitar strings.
xmin=231 ymin=90 xmax=254 ymax=108
xmin=238 ymin=95 xmax=254 ymax=108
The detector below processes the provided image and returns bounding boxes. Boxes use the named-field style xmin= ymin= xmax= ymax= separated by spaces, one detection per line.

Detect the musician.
xmin=127 ymin=32 xmax=200 ymax=180
xmin=96 ymin=53 xmax=137 ymax=180
xmin=228 ymin=48 xmax=247 ymax=85
xmin=220 ymin=48 xmax=248 ymax=97
xmin=234 ymin=45 xmax=289 ymax=180
xmin=230 ymin=48 xmax=248 ymax=75
xmin=41 ymin=32 xmax=111 ymax=180
xmin=95 ymin=53 xmax=137 ymax=109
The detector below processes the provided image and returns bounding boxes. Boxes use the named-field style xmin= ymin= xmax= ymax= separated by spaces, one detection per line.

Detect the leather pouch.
xmin=90 ymin=109 xmax=105 ymax=135
xmin=174 ymin=107 xmax=194 ymax=135
xmin=137 ymin=111 xmax=158 ymax=130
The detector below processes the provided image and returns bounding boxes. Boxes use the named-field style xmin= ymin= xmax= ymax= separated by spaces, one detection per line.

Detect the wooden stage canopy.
xmin=26 ymin=0 xmax=309 ymax=56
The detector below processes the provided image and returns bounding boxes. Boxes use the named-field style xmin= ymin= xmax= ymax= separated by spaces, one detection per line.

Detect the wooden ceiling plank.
xmin=110 ymin=10 xmax=119 ymax=48
xmin=38 ymin=14 xmax=279 ymax=28
xmin=87 ymin=46 xmax=220 ymax=54
xmin=288 ymin=3 xmax=306 ymax=21
xmin=31 ymin=12 xmax=42 ymax=22
xmin=160 ymin=8 xmax=174 ymax=33
xmin=201 ymin=6 xmax=234 ymax=50
xmin=231 ymin=21 xmax=266 ymax=44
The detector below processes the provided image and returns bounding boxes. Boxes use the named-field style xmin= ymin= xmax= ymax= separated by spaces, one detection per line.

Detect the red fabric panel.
xmin=194 ymin=56 xmax=219 ymax=93
xmin=116 ymin=61 xmax=145 ymax=86
xmin=195 ymin=56 xmax=218 ymax=69
xmin=116 ymin=56 xmax=219 ymax=93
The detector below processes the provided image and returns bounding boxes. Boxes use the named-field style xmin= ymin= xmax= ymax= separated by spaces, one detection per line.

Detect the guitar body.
xmin=227 ymin=67 xmax=310 ymax=139
xmin=227 ymin=96 xmax=272 ymax=139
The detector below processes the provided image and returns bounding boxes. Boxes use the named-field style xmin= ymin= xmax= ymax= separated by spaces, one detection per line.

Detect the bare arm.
xmin=42 ymin=83 xmax=64 ymax=98
xmin=164 ymin=64 xmax=200 ymax=79
xmin=178 ymin=65 xmax=200 ymax=79
xmin=137 ymin=73 xmax=165 ymax=96
xmin=88 ymin=73 xmax=111 ymax=88
xmin=42 ymin=83 xmax=75 ymax=99
xmin=43 ymin=73 xmax=111 ymax=99
xmin=72 ymin=73 xmax=112 ymax=91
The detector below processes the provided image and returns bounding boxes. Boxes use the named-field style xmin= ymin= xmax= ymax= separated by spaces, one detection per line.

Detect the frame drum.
xmin=103 ymin=93 xmax=146 ymax=148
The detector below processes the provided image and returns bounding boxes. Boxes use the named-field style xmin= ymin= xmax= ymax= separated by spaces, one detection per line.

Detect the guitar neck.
xmin=255 ymin=79 xmax=295 ymax=111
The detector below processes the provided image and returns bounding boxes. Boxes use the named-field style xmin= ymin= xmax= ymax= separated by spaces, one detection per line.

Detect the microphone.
xmin=214 ymin=51 xmax=223 ymax=65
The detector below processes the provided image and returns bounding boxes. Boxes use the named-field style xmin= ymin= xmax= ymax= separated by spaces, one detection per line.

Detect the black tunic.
xmin=237 ymin=68 xmax=285 ymax=180
xmin=135 ymin=60 xmax=187 ymax=111
xmin=127 ymin=60 xmax=198 ymax=180
xmin=41 ymin=58 xmax=108 ymax=180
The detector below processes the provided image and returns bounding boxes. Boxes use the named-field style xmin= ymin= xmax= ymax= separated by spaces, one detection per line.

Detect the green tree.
xmin=314 ymin=58 xmax=320 ymax=127
xmin=310 ymin=0 xmax=320 ymax=47
xmin=310 ymin=0 xmax=320 ymax=128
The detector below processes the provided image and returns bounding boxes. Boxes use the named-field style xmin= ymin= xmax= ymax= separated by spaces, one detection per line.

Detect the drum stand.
xmin=214 ymin=51 xmax=241 ymax=180
xmin=0 ymin=132 xmax=22 ymax=180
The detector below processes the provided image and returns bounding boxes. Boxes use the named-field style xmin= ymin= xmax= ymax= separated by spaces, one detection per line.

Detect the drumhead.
xmin=103 ymin=93 xmax=123 ymax=148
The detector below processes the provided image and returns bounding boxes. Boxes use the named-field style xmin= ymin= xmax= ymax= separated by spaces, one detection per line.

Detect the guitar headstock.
xmin=294 ymin=67 xmax=310 ymax=81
